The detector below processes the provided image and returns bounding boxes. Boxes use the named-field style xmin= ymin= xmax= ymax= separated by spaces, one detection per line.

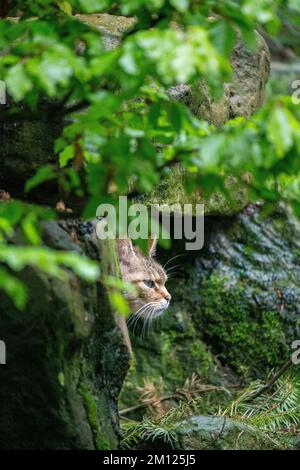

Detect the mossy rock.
xmin=174 ymin=416 xmax=279 ymax=450
xmin=139 ymin=166 xmax=249 ymax=216
xmin=76 ymin=13 xmax=135 ymax=49
xmin=168 ymin=30 xmax=270 ymax=126
xmin=124 ymin=415 xmax=280 ymax=450
xmin=177 ymin=203 xmax=300 ymax=378
xmin=119 ymin=304 xmax=215 ymax=413
xmin=120 ymin=280 xmax=240 ymax=416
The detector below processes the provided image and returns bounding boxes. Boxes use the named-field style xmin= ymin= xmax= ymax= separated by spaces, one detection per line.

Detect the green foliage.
xmin=122 ymin=400 xmax=194 ymax=449
xmin=25 ymin=165 xmax=57 ymax=193
xmin=0 ymin=201 xmax=100 ymax=309
xmin=1 ymin=1 xmax=300 ymax=308
xmin=0 ymin=267 xmax=27 ymax=309
xmin=272 ymin=0 xmax=300 ymax=56
xmin=0 ymin=245 xmax=100 ymax=280
xmin=122 ymin=372 xmax=300 ymax=450
xmin=103 ymin=275 xmax=137 ymax=316
xmin=219 ymin=372 xmax=300 ymax=448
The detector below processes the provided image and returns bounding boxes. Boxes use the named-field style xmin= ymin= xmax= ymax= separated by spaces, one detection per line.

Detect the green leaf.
xmin=78 ymin=0 xmax=110 ymax=13
xmin=0 ymin=247 xmax=100 ymax=282
xmin=58 ymin=371 xmax=65 ymax=387
xmin=170 ymin=0 xmax=189 ymax=12
xmin=21 ymin=213 xmax=41 ymax=245
xmin=267 ymin=106 xmax=294 ymax=157
xmin=58 ymin=252 xmax=100 ymax=281
xmin=25 ymin=165 xmax=57 ymax=192
xmin=0 ymin=267 xmax=27 ymax=310
xmin=6 ymin=63 xmax=32 ymax=101
xmin=108 ymin=290 xmax=131 ymax=317
xmin=59 ymin=145 xmax=75 ymax=167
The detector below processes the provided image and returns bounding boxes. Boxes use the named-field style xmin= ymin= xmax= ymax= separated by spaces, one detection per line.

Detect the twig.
xmin=211 ymin=416 xmax=227 ymax=446
xmin=119 ymin=394 xmax=175 ymax=416
xmin=247 ymin=357 xmax=294 ymax=402
xmin=119 ymin=384 xmax=230 ymax=416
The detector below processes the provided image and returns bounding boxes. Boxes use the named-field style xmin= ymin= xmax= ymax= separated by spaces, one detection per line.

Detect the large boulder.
xmin=80 ymin=14 xmax=270 ymax=126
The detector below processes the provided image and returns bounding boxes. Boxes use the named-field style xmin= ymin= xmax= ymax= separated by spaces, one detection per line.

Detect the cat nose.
xmin=165 ymin=293 xmax=171 ymax=303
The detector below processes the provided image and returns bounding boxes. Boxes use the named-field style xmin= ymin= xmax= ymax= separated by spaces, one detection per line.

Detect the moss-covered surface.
xmin=0 ymin=221 xmax=130 ymax=449
xmin=77 ymin=13 xmax=135 ymax=35
xmin=120 ymin=306 xmax=215 ymax=413
xmin=194 ymin=276 xmax=288 ymax=376
xmin=189 ymin=204 xmax=300 ymax=378
xmin=139 ymin=166 xmax=249 ymax=216
xmin=176 ymin=204 xmax=299 ymax=378
xmin=77 ymin=13 xmax=136 ymax=50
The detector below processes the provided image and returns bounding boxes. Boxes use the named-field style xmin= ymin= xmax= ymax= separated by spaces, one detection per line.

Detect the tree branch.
xmin=247 ymin=357 xmax=294 ymax=401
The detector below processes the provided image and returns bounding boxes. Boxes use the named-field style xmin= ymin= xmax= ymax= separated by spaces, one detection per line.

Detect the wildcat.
xmin=117 ymin=237 xmax=171 ymax=328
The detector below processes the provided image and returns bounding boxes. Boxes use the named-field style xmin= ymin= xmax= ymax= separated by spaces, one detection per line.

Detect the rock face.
xmin=168 ymin=33 xmax=270 ymax=126
xmin=0 ymin=220 xmax=130 ymax=449
xmin=121 ymin=203 xmax=299 ymax=413
xmin=189 ymin=203 xmax=299 ymax=376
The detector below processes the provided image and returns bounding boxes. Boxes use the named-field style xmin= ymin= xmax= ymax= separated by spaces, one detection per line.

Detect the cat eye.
xmin=143 ymin=279 xmax=155 ymax=289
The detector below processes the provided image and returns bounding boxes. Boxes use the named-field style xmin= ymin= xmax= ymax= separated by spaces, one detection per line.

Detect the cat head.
xmin=118 ymin=237 xmax=171 ymax=322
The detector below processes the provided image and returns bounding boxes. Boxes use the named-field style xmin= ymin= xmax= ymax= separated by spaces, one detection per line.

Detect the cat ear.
xmin=147 ymin=235 xmax=157 ymax=258
xmin=118 ymin=238 xmax=134 ymax=261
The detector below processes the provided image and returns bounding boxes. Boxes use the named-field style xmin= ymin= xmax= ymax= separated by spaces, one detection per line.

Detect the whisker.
xmin=128 ymin=302 xmax=158 ymax=334
xmin=127 ymin=305 xmax=150 ymax=329
xmin=147 ymin=307 xmax=156 ymax=335
xmin=132 ymin=309 xmax=149 ymax=335
xmin=132 ymin=302 xmax=155 ymax=316
xmin=166 ymin=263 xmax=183 ymax=273
xmin=146 ymin=306 xmax=156 ymax=333
xmin=133 ymin=317 xmax=141 ymax=335
xmin=142 ymin=305 xmax=157 ymax=338
xmin=163 ymin=253 xmax=186 ymax=269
